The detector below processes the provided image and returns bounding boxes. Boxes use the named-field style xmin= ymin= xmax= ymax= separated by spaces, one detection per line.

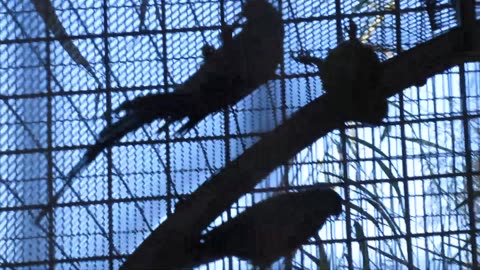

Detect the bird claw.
xmin=291 ymin=51 xmax=323 ymax=69
xmin=202 ymin=44 xmax=216 ymax=59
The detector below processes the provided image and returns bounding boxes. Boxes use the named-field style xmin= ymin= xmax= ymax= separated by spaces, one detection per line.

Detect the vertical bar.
xmin=160 ymin=0 xmax=174 ymax=217
xmin=333 ymin=1 xmax=354 ymax=270
xmin=102 ymin=1 xmax=114 ymax=269
xmin=459 ymin=63 xmax=478 ymax=267
xmin=218 ymin=1 xmax=233 ymax=269
xmin=45 ymin=5 xmax=55 ymax=269
xmin=458 ymin=0 xmax=476 ymax=50
xmin=394 ymin=0 xmax=414 ymax=268
xmin=277 ymin=0 xmax=292 ymax=266
xmin=220 ymin=0 xmax=230 ymax=167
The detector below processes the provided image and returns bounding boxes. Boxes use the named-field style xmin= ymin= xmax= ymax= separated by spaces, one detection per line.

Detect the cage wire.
xmin=0 ymin=0 xmax=479 ymax=269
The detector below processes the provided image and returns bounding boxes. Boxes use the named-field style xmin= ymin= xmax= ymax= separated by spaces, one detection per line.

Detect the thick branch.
xmin=121 ymin=23 xmax=480 ymax=269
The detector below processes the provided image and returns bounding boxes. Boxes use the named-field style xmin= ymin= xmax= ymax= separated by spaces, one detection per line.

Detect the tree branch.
xmin=120 ymin=22 xmax=479 ymax=269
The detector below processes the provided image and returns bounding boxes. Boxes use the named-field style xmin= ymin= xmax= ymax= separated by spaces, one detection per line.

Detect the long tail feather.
xmin=36 ymin=93 xmax=193 ymax=223
xmin=35 ymin=115 xmax=148 ymax=223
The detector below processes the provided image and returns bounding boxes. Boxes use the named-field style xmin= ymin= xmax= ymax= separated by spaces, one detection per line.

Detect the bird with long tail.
xmin=36 ymin=0 xmax=284 ymax=223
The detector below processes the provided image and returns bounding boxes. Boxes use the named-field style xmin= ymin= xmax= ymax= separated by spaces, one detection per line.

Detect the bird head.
xmin=329 ymin=190 xmax=344 ymax=217
xmin=306 ymin=186 xmax=343 ymax=218
xmin=239 ymin=0 xmax=282 ymax=24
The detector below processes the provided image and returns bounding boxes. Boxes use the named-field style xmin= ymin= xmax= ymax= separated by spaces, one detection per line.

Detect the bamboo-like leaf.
xmin=300 ymin=248 xmax=322 ymax=267
xmin=414 ymin=244 xmax=475 ymax=268
xmin=315 ymin=235 xmax=331 ymax=270
xmin=389 ymin=136 xmax=456 ymax=153
xmin=364 ymin=196 xmax=408 ymax=261
xmin=364 ymin=197 xmax=402 ymax=236
xmin=454 ymin=191 xmax=480 ymax=210
xmin=344 ymin=135 xmax=392 ymax=161
xmin=388 ymin=101 xmax=421 ymax=119
xmin=375 ymin=159 xmax=405 ymax=213
xmin=347 ymin=202 xmax=386 ymax=232
xmin=380 ymin=124 xmax=391 ymax=142
xmin=354 ymin=221 xmax=370 ymax=270
xmin=444 ymin=240 xmax=473 ymax=254
xmin=345 ymin=135 xmax=403 ymax=191
xmin=368 ymin=245 xmax=420 ymax=270
xmin=31 ymin=0 xmax=101 ymax=85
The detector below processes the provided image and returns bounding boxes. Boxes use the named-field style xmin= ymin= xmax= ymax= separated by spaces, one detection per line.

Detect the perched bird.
xmin=35 ymin=0 xmax=284 ymax=223
xmin=190 ymin=187 xmax=343 ymax=269
xmin=293 ymin=19 xmax=388 ymax=126
xmin=113 ymin=0 xmax=283 ymax=135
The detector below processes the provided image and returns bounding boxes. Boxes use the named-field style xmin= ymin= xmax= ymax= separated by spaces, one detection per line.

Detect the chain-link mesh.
xmin=0 ymin=0 xmax=478 ymax=269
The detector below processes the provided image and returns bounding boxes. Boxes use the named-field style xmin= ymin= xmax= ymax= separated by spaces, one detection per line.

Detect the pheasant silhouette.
xmin=36 ymin=0 xmax=284 ymax=223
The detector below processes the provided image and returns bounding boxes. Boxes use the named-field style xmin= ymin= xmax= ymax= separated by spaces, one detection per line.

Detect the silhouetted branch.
xmin=120 ymin=22 xmax=480 ymax=269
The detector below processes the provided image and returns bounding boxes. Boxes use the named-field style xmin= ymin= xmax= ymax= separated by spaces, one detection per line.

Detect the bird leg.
xmin=201 ymin=45 xmax=216 ymax=59
xmin=220 ymin=24 xmax=235 ymax=48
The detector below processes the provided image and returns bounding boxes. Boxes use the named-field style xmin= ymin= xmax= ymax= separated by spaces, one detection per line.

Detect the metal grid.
xmin=0 ymin=0 xmax=478 ymax=269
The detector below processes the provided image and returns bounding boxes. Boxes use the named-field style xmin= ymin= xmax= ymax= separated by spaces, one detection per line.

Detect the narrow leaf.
xmin=347 ymin=202 xmax=386 ymax=232
xmin=354 ymin=221 xmax=370 ymax=270
xmin=368 ymin=245 xmax=420 ymax=270
xmin=414 ymin=244 xmax=474 ymax=268
xmin=389 ymin=136 xmax=456 ymax=153
xmin=380 ymin=124 xmax=391 ymax=141
xmin=455 ymin=191 xmax=480 ymax=210
xmin=31 ymin=0 xmax=101 ymax=85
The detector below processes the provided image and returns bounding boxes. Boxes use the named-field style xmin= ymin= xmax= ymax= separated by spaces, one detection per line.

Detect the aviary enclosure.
xmin=0 ymin=0 xmax=478 ymax=269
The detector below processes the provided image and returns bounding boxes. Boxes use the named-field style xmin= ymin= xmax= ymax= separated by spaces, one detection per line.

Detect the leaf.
xmin=387 ymin=101 xmax=419 ymax=119
xmin=368 ymin=245 xmax=420 ymax=270
xmin=364 ymin=197 xmax=402 ymax=236
xmin=300 ymin=248 xmax=322 ymax=267
xmin=314 ymin=234 xmax=331 ymax=270
xmin=375 ymin=159 xmax=405 ymax=213
xmin=414 ymin=244 xmax=474 ymax=268
xmin=389 ymin=136 xmax=456 ymax=153
xmin=354 ymin=221 xmax=370 ymax=270
xmin=345 ymin=134 xmax=402 ymax=177
xmin=31 ymin=0 xmax=101 ymax=86
xmin=347 ymin=202 xmax=386 ymax=232
xmin=380 ymin=124 xmax=391 ymax=141
xmin=455 ymin=190 xmax=480 ymax=210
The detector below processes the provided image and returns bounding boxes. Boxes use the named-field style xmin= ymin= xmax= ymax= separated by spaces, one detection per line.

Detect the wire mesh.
xmin=0 ymin=0 xmax=479 ymax=269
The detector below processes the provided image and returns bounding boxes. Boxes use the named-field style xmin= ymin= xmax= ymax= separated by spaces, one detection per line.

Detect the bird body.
xmin=192 ymin=187 xmax=343 ymax=269
xmin=116 ymin=0 xmax=284 ymax=134
xmin=36 ymin=0 xmax=284 ymax=223
xmin=293 ymin=20 xmax=387 ymax=126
